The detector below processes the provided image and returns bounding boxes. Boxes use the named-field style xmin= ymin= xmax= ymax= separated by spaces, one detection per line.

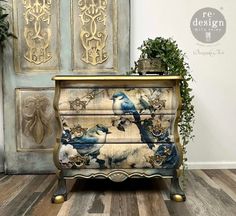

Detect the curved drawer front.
xmin=59 ymin=113 xmax=180 ymax=170
xmin=59 ymin=87 xmax=178 ymax=115
xmin=61 ymin=114 xmax=176 ymax=144
xmin=59 ymin=143 xmax=179 ymax=170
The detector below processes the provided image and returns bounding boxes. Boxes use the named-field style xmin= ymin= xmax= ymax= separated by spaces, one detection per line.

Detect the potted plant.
xmin=135 ymin=37 xmax=170 ymax=75
xmin=133 ymin=37 xmax=195 ymax=182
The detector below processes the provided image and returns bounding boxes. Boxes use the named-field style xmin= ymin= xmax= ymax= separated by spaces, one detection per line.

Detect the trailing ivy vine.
xmin=134 ymin=37 xmax=195 ymax=185
xmin=0 ymin=0 xmax=16 ymax=46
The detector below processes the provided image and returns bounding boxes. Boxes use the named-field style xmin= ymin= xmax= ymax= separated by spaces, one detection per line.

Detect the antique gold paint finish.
xmin=79 ymin=0 xmax=108 ymax=65
xmin=54 ymin=195 xmax=65 ymax=204
xmin=13 ymin=0 xmax=60 ymax=72
xmin=72 ymin=0 xmax=118 ymax=72
xmin=23 ymin=0 xmax=52 ymax=65
xmin=176 ymin=169 xmax=183 ymax=177
xmin=64 ymin=171 xmax=173 ymax=181
xmin=53 ymin=81 xmax=63 ymax=170
xmin=174 ymin=80 xmax=184 ymax=168
xmin=52 ymin=75 xmax=182 ymax=81
xmin=171 ymin=194 xmax=185 ymax=202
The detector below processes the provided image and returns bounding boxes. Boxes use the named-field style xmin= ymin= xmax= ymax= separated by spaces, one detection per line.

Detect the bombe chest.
xmin=52 ymin=75 xmax=184 ymax=203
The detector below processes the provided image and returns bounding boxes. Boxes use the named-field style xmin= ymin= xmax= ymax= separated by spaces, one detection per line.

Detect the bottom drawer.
xmin=59 ymin=143 xmax=179 ymax=170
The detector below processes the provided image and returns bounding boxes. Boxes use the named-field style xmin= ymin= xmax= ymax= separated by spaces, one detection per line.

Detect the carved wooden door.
xmin=2 ymin=0 xmax=130 ymax=173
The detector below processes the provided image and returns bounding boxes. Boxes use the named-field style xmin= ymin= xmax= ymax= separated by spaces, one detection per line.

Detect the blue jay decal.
xmin=111 ymin=92 xmax=155 ymax=149
xmin=61 ymin=124 xmax=111 ymax=155
xmin=59 ymin=88 xmax=178 ymax=170
xmin=111 ymin=92 xmax=141 ymax=122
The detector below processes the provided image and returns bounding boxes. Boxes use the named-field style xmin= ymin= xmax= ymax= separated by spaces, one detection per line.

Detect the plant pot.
xmin=137 ymin=58 xmax=167 ymax=75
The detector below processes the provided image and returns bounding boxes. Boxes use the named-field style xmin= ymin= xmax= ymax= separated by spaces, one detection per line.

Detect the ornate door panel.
xmin=13 ymin=0 xmax=60 ymax=72
xmin=72 ymin=0 xmax=126 ymax=73
xmin=3 ymin=0 xmax=130 ymax=173
xmin=72 ymin=0 xmax=130 ymax=73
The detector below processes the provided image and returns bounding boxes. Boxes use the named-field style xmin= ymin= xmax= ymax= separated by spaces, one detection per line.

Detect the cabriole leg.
xmin=170 ymin=175 xmax=186 ymax=202
xmin=51 ymin=171 xmax=67 ymax=204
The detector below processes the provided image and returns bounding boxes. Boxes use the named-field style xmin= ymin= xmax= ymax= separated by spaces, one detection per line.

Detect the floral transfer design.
xmin=59 ymin=87 xmax=179 ymax=169
xmin=68 ymin=89 xmax=107 ymax=112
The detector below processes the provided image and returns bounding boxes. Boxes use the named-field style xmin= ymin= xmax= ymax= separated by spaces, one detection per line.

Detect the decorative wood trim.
xmin=16 ymin=88 xmax=55 ymax=152
xmin=174 ymin=80 xmax=183 ymax=168
xmin=63 ymin=169 xmax=174 ymax=181
xmin=52 ymin=75 xmax=182 ymax=81
xmin=71 ymin=0 xmax=119 ymax=73
xmin=13 ymin=0 xmax=61 ymax=72
xmin=187 ymin=162 xmax=236 ymax=169
xmin=53 ymin=81 xmax=63 ymax=170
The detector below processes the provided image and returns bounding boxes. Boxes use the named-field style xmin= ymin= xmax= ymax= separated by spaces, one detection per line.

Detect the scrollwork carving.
xmin=68 ymin=89 xmax=106 ymax=112
xmin=22 ymin=95 xmax=52 ymax=144
xmin=23 ymin=0 xmax=52 ymax=65
xmin=78 ymin=0 xmax=108 ymax=65
xmin=108 ymin=171 xmax=128 ymax=182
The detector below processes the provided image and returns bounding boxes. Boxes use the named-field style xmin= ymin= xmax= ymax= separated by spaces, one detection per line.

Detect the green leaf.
xmin=0 ymin=13 xmax=8 ymax=19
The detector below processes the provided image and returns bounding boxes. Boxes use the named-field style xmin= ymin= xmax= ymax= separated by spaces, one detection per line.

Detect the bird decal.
xmin=59 ymin=88 xmax=177 ymax=169
xmin=61 ymin=124 xmax=111 ymax=155
xmin=139 ymin=95 xmax=155 ymax=115
xmin=111 ymin=92 xmax=155 ymax=149
xmin=111 ymin=92 xmax=141 ymax=122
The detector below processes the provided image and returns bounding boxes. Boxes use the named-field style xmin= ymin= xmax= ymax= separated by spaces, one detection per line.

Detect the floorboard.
xmin=0 ymin=170 xmax=235 ymax=216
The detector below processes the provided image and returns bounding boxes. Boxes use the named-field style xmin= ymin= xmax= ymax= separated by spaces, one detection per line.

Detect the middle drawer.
xmin=61 ymin=114 xmax=176 ymax=144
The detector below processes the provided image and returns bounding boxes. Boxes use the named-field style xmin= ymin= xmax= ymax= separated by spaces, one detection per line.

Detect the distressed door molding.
xmin=71 ymin=0 xmax=130 ymax=73
xmin=13 ymin=0 xmax=60 ymax=72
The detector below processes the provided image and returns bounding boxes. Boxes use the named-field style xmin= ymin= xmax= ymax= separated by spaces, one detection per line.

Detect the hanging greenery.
xmin=0 ymin=0 xmax=16 ymax=46
xmin=133 ymin=37 xmax=195 ymax=183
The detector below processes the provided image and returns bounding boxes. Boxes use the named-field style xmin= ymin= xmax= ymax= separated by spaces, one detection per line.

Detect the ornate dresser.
xmin=51 ymin=75 xmax=185 ymax=203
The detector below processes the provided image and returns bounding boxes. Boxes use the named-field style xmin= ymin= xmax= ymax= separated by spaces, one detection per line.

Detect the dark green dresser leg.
xmin=170 ymin=176 xmax=186 ymax=202
xmin=51 ymin=171 xmax=67 ymax=204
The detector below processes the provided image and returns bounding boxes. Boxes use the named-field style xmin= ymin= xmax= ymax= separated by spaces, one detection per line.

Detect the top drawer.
xmin=59 ymin=87 xmax=179 ymax=115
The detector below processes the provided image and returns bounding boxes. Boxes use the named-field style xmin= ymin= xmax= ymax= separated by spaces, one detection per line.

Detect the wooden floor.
xmin=0 ymin=170 xmax=236 ymax=216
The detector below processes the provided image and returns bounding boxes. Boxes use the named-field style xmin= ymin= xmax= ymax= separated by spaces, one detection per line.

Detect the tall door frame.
xmin=0 ymin=47 xmax=4 ymax=172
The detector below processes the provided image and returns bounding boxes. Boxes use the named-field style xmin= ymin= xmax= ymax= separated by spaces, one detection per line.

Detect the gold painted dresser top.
xmin=52 ymin=75 xmax=182 ymax=81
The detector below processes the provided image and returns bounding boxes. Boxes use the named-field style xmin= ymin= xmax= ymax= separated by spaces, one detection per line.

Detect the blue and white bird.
xmin=139 ymin=95 xmax=155 ymax=115
xmin=111 ymin=92 xmax=141 ymax=122
xmin=111 ymin=92 xmax=155 ymax=149
xmin=66 ymin=124 xmax=111 ymax=155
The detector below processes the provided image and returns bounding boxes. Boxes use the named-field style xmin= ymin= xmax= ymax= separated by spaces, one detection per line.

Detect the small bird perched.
xmin=111 ymin=92 xmax=141 ymax=122
xmin=111 ymin=92 xmax=154 ymax=149
xmin=139 ymin=95 xmax=155 ymax=115
xmin=66 ymin=124 xmax=111 ymax=155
